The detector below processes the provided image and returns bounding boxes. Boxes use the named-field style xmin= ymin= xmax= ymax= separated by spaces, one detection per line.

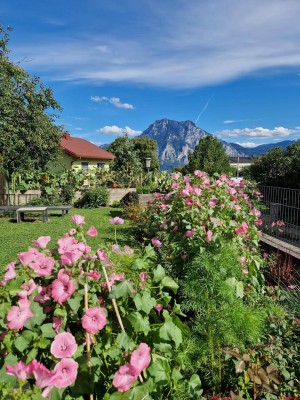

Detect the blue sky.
xmin=3 ymin=0 xmax=300 ymax=148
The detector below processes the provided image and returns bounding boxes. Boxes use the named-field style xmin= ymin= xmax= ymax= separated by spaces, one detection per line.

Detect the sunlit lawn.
xmin=0 ymin=207 xmax=134 ymax=271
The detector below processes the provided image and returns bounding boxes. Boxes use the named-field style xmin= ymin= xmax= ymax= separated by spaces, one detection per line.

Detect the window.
xmin=97 ymin=162 xmax=105 ymax=170
xmin=81 ymin=161 xmax=89 ymax=173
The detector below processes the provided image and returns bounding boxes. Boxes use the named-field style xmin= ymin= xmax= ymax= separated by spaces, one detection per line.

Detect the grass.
xmin=0 ymin=207 xmax=134 ymax=272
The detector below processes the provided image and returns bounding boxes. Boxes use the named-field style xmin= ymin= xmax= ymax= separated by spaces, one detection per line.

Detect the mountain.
xmin=229 ymin=140 xmax=296 ymax=156
xmin=140 ymin=119 xmax=243 ymax=170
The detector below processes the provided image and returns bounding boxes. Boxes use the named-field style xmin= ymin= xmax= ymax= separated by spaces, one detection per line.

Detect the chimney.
xmin=64 ymin=131 xmax=71 ymax=140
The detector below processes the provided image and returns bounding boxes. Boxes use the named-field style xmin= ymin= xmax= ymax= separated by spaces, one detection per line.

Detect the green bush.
xmin=119 ymin=191 xmax=139 ymax=207
xmin=136 ymin=184 xmax=156 ymax=194
xmin=75 ymin=187 xmax=109 ymax=208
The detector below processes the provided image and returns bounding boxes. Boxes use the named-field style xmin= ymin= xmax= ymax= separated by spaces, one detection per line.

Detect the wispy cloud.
xmin=97 ymin=125 xmax=141 ymax=136
xmin=236 ymin=142 xmax=259 ymax=148
xmin=9 ymin=1 xmax=300 ymax=88
xmin=91 ymin=96 xmax=135 ymax=109
xmin=216 ymin=126 xmax=299 ymax=138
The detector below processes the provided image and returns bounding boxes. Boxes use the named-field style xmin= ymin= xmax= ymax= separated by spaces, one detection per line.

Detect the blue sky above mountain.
xmin=3 ymin=0 xmax=300 ymax=147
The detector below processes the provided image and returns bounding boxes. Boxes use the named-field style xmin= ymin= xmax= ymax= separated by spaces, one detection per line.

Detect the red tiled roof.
xmin=61 ymin=134 xmax=115 ymax=160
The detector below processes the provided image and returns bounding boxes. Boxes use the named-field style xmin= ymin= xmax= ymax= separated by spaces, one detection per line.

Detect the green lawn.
xmin=0 ymin=207 xmax=134 ymax=271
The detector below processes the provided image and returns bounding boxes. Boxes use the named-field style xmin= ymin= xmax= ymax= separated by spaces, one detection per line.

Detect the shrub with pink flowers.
xmin=142 ymin=171 xmax=264 ymax=280
xmin=0 ymin=215 xmax=199 ymax=399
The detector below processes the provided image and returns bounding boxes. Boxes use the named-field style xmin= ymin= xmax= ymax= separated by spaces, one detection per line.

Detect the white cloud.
xmin=91 ymin=96 xmax=135 ymax=109
xmin=236 ymin=142 xmax=259 ymax=148
xmin=9 ymin=1 xmax=300 ymax=88
xmin=216 ymin=126 xmax=299 ymax=138
xmin=223 ymin=120 xmax=236 ymax=124
xmin=97 ymin=125 xmax=141 ymax=136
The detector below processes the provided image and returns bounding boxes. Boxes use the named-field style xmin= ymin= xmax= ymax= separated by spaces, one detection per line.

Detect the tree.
xmin=248 ymin=147 xmax=289 ymax=187
xmin=248 ymin=141 xmax=300 ymax=189
xmin=0 ymin=25 xmax=63 ymax=187
xmin=131 ymin=137 xmax=159 ymax=172
xmin=185 ymin=135 xmax=231 ymax=175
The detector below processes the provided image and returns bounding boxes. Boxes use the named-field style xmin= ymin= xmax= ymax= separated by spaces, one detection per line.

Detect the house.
xmin=229 ymin=156 xmax=253 ymax=174
xmin=59 ymin=132 xmax=115 ymax=173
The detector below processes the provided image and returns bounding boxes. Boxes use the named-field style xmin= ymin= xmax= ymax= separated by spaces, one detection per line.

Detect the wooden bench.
xmin=16 ymin=207 xmax=48 ymax=223
xmin=46 ymin=205 xmax=72 ymax=216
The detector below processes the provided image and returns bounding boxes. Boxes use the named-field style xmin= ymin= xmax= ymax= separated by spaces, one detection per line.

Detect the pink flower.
xmin=294 ymin=318 xmax=300 ymax=325
xmin=50 ymin=332 xmax=78 ymax=359
xmin=31 ymin=360 xmax=54 ymax=389
xmin=86 ymin=270 xmax=101 ymax=280
xmin=240 ymin=256 xmax=248 ymax=266
xmin=60 ymin=250 xmax=83 ymax=266
xmin=18 ymin=279 xmax=37 ymax=298
xmin=34 ymin=285 xmax=51 ymax=303
xmin=183 ymin=176 xmax=191 ymax=183
xmin=97 ymin=249 xmax=112 ymax=268
xmin=86 ymin=226 xmax=98 ymax=237
xmin=71 ymin=214 xmax=85 ymax=225
xmin=29 ymin=254 xmax=55 ymax=277
xmin=109 ymin=216 xmax=124 ymax=225
xmin=208 ymin=198 xmax=218 ymax=207
xmin=242 ymin=269 xmax=249 ymax=275
xmin=4 ymin=262 xmax=16 ymax=282
xmin=69 ymin=228 xmax=77 ymax=236
xmin=52 ymin=317 xmax=64 ymax=334
xmin=52 ymin=269 xmax=75 ymax=305
xmin=112 ymin=364 xmax=138 ymax=393
xmin=288 ymin=285 xmax=296 ymax=289
xmin=51 ymin=358 xmax=78 ymax=389
xmin=154 ymin=304 xmax=163 ymax=315
xmin=32 ymin=236 xmax=51 ymax=249
xmin=206 ymin=230 xmax=213 ymax=243
xmin=109 ymin=273 xmax=125 ymax=286
xmin=7 ymin=298 xmax=33 ymax=330
xmin=235 ymin=222 xmax=249 ymax=235
xmin=130 ymin=343 xmax=151 ymax=375
xmin=185 ymin=229 xmax=195 ymax=238
xmin=82 ymin=307 xmax=106 ymax=333
xmin=151 ymin=238 xmax=162 ymax=248
xmin=18 ymin=248 xmax=39 ymax=266
xmin=6 ymin=360 xmax=34 ymax=381
xmin=172 ymin=173 xmax=180 ymax=181
xmin=139 ymin=272 xmax=147 ymax=282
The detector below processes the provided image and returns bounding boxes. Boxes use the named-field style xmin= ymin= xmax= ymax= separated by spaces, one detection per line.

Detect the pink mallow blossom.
xmin=18 ymin=279 xmax=37 ymax=298
xmin=6 ymin=360 xmax=34 ymax=381
xmin=52 ymin=317 xmax=64 ymax=334
xmin=82 ymin=307 xmax=107 ymax=333
xmin=206 ymin=230 xmax=213 ymax=243
xmin=71 ymin=214 xmax=85 ymax=225
xmin=86 ymin=226 xmax=98 ymax=237
xmin=50 ymin=332 xmax=78 ymax=359
xmin=52 ymin=358 xmax=78 ymax=389
xmin=139 ymin=272 xmax=147 ymax=282
xmin=4 ymin=262 xmax=16 ymax=282
xmin=151 ymin=238 xmax=162 ymax=248
xmin=97 ymin=249 xmax=112 ymax=268
xmin=32 ymin=236 xmax=51 ymax=249
xmin=31 ymin=360 xmax=55 ymax=391
xmin=109 ymin=216 xmax=124 ymax=225
xmin=130 ymin=343 xmax=151 ymax=375
xmin=6 ymin=298 xmax=33 ymax=330
xmin=18 ymin=247 xmax=39 ymax=266
xmin=52 ymin=269 xmax=75 ymax=305
xmin=154 ymin=304 xmax=163 ymax=315
xmin=34 ymin=285 xmax=51 ymax=304
xmin=235 ymin=222 xmax=249 ymax=235
xmin=27 ymin=253 xmax=54 ymax=277
xmin=185 ymin=229 xmax=195 ymax=238
xmin=86 ymin=270 xmax=101 ymax=280
xmin=112 ymin=364 xmax=138 ymax=393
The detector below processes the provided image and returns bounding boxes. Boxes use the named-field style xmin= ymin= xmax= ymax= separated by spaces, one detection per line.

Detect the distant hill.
xmin=140 ymin=119 xmax=243 ymax=170
xmin=229 ymin=140 xmax=296 ymax=156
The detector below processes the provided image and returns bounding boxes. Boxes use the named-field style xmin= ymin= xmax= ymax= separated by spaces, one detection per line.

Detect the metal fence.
xmin=258 ymin=185 xmax=300 ymax=248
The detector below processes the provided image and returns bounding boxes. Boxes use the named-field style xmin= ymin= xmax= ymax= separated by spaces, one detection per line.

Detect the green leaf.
xmin=160 ymin=276 xmax=178 ymax=293
xmin=153 ymin=265 xmax=165 ymax=283
xmin=38 ymin=337 xmax=50 ymax=349
xmin=26 ymin=347 xmax=38 ymax=363
xmin=159 ymin=320 xmax=182 ymax=349
xmin=68 ymin=295 xmax=83 ymax=313
xmin=107 ymin=345 xmax=122 ymax=360
xmin=133 ymin=292 xmax=156 ymax=315
xmin=14 ymin=329 xmax=34 ymax=352
xmin=188 ymin=374 xmax=203 ymax=398
xmin=24 ymin=301 xmax=46 ymax=330
xmin=116 ymin=332 xmax=135 ymax=351
xmin=236 ymin=281 xmax=244 ymax=299
xmin=144 ymin=244 xmax=157 ymax=259
xmin=127 ymin=312 xmax=150 ymax=335
xmin=153 ymin=342 xmax=172 ymax=353
xmin=50 ymin=387 xmax=65 ymax=400
xmin=170 ymin=315 xmax=190 ymax=339
xmin=171 ymin=368 xmax=183 ymax=382
xmin=132 ymin=258 xmax=148 ymax=271
xmin=148 ymin=358 xmax=170 ymax=384
xmin=110 ymin=280 xmax=134 ymax=299
xmin=41 ymin=323 xmax=56 ymax=338
xmin=54 ymin=308 xmax=67 ymax=318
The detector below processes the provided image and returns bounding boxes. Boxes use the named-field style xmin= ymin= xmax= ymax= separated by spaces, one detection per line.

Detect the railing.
xmin=258 ymin=185 xmax=300 ymax=248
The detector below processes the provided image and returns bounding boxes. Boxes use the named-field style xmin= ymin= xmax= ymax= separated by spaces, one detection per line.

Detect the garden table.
xmin=16 ymin=206 xmax=48 ymax=223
